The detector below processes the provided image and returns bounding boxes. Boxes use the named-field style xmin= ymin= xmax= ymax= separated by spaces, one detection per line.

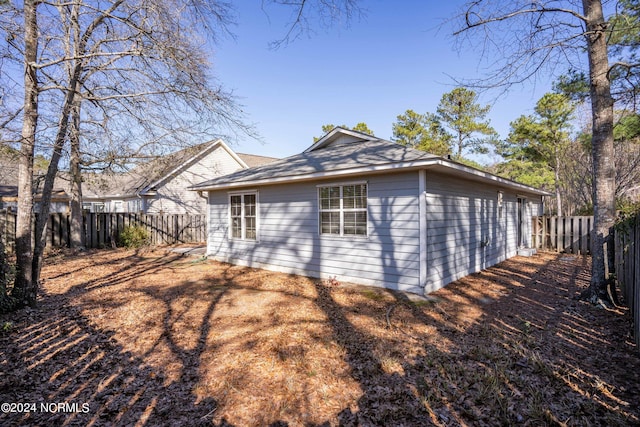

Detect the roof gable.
xmin=304 ymin=127 xmax=379 ymax=153
xmin=82 ymin=139 xmax=256 ymax=198
xmin=136 ymin=139 xmax=247 ymax=194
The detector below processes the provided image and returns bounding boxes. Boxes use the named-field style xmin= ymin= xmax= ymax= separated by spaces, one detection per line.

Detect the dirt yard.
xmin=0 ymin=248 xmax=638 ymax=426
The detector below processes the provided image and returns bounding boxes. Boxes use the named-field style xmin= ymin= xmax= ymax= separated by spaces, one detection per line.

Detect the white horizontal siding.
xmin=147 ymin=145 xmax=245 ymax=214
xmin=207 ymin=171 xmax=422 ymax=293
xmin=424 ymin=172 xmax=541 ymax=293
xmin=207 ymin=168 xmax=544 ymax=295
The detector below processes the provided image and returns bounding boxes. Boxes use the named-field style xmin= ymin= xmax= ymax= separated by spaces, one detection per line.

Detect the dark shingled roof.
xmin=191 ymin=138 xmax=438 ymax=190
xmin=189 ymin=130 xmax=550 ymax=197
xmin=237 ymin=153 xmax=279 ymax=168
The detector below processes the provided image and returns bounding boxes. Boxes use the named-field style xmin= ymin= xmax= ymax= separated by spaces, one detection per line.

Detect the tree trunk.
xmin=582 ymin=0 xmax=616 ymax=304
xmin=32 ymin=81 xmax=79 ymax=283
xmin=555 ymin=154 xmax=562 ymax=216
xmin=69 ymin=90 xmax=85 ymax=249
xmin=33 ymin=2 xmax=83 ymax=282
xmin=12 ymin=0 xmax=39 ymax=307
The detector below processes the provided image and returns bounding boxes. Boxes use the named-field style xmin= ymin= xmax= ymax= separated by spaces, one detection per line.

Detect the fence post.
xmin=634 ymin=220 xmax=639 ymax=349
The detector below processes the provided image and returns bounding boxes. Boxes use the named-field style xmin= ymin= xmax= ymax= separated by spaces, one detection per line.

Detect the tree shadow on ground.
xmin=312 ymin=252 xmax=639 ymax=426
xmin=1 ymin=251 xmax=638 ymax=426
xmin=0 ymin=251 xmax=236 ymax=426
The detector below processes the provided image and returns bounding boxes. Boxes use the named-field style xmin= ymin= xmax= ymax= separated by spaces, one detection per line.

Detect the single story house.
xmin=191 ymin=128 xmax=549 ymax=295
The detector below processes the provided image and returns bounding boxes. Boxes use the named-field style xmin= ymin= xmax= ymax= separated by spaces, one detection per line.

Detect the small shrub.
xmin=1 ymin=321 xmax=13 ymax=334
xmin=119 ymin=225 xmax=151 ymax=248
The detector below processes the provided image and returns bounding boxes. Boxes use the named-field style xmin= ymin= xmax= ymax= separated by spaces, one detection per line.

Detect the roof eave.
xmin=188 ymin=160 xmax=434 ymax=191
xmin=432 ymin=159 xmax=553 ymax=197
xmin=190 ymin=157 xmax=550 ymax=196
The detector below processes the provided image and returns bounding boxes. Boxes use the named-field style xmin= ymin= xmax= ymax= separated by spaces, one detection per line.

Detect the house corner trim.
xmin=418 ymin=169 xmax=427 ymax=292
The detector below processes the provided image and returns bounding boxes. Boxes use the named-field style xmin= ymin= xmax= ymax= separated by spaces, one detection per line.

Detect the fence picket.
xmin=613 ymin=214 xmax=640 ymax=353
xmin=532 ymin=216 xmax=593 ymax=254
xmin=0 ymin=210 xmax=205 ymax=252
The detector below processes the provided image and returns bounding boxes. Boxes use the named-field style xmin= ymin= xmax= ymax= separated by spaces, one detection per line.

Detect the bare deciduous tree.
xmin=13 ymin=0 xmax=38 ymax=306
xmin=263 ymin=0 xmax=362 ymax=48
xmin=1 ymin=0 xmax=248 ymax=308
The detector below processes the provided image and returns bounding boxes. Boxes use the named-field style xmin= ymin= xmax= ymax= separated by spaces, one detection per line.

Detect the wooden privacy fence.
xmin=0 ymin=209 xmax=16 ymax=253
xmin=0 ymin=211 xmax=206 ymax=252
xmin=614 ymin=215 xmax=640 ymax=351
xmin=532 ymin=214 xmax=639 ymax=351
xmin=531 ymin=216 xmax=594 ymax=254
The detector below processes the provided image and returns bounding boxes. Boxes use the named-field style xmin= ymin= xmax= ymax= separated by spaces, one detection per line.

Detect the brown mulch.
xmin=0 ymin=248 xmax=638 ymax=426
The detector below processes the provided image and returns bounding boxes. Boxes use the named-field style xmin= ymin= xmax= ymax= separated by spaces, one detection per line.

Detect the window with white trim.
xmin=318 ymin=183 xmax=368 ymax=236
xmin=229 ymin=192 xmax=257 ymax=240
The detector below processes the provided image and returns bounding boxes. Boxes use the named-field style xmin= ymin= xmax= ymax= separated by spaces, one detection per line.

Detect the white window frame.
xmin=228 ymin=190 xmax=259 ymax=241
xmin=317 ymin=181 xmax=368 ymax=237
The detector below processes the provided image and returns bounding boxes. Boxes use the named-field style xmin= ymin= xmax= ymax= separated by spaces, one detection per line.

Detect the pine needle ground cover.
xmin=1 ymin=249 xmax=638 ymax=426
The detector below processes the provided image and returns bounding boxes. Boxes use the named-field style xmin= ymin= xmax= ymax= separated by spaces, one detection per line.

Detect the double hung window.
xmin=318 ymin=183 xmax=367 ymax=236
xmin=230 ymin=192 xmax=257 ymax=240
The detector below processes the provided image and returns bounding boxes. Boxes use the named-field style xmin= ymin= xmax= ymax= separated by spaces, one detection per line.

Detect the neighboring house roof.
xmin=191 ymin=127 xmax=550 ymax=196
xmin=1 ymin=139 xmax=279 ymax=203
xmin=0 ymin=157 xmax=71 ymax=202
xmin=124 ymin=139 xmax=239 ymax=197
xmin=83 ymin=139 xmax=278 ymax=199
xmin=237 ymin=153 xmax=280 ymax=168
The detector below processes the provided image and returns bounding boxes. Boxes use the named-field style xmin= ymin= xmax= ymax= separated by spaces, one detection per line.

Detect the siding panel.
xmin=207 ymin=168 xmax=544 ymax=295
xmin=424 ymin=172 xmax=530 ymax=293
xmin=207 ymin=172 xmax=422 ymax=293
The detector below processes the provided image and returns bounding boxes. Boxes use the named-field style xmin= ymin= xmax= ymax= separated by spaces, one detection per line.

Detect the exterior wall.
xmin=423 ymin=172 xmax=542 ymax=293
xmin=146 ymin=145 xmax=245 ymax=214
xmin=207 ymin=171 xmax=423 ymax=293
xmin=103 ymin=200 xmax=125 ymax=213
xmin=48 ymin=201 xmax=70 ymax=214
xmin=206 ymin=168 xmax=544 ymax=295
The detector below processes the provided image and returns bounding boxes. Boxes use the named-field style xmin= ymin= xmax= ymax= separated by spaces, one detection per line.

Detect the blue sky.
xmin=213 ymin=1 xmax=555 ymax=163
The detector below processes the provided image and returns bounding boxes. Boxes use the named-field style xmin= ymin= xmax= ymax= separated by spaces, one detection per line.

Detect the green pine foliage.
xmin=391 ymin=110 xmax=451 ymax=156
xmin=436 ymin=87 xmax=498 ymax=160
